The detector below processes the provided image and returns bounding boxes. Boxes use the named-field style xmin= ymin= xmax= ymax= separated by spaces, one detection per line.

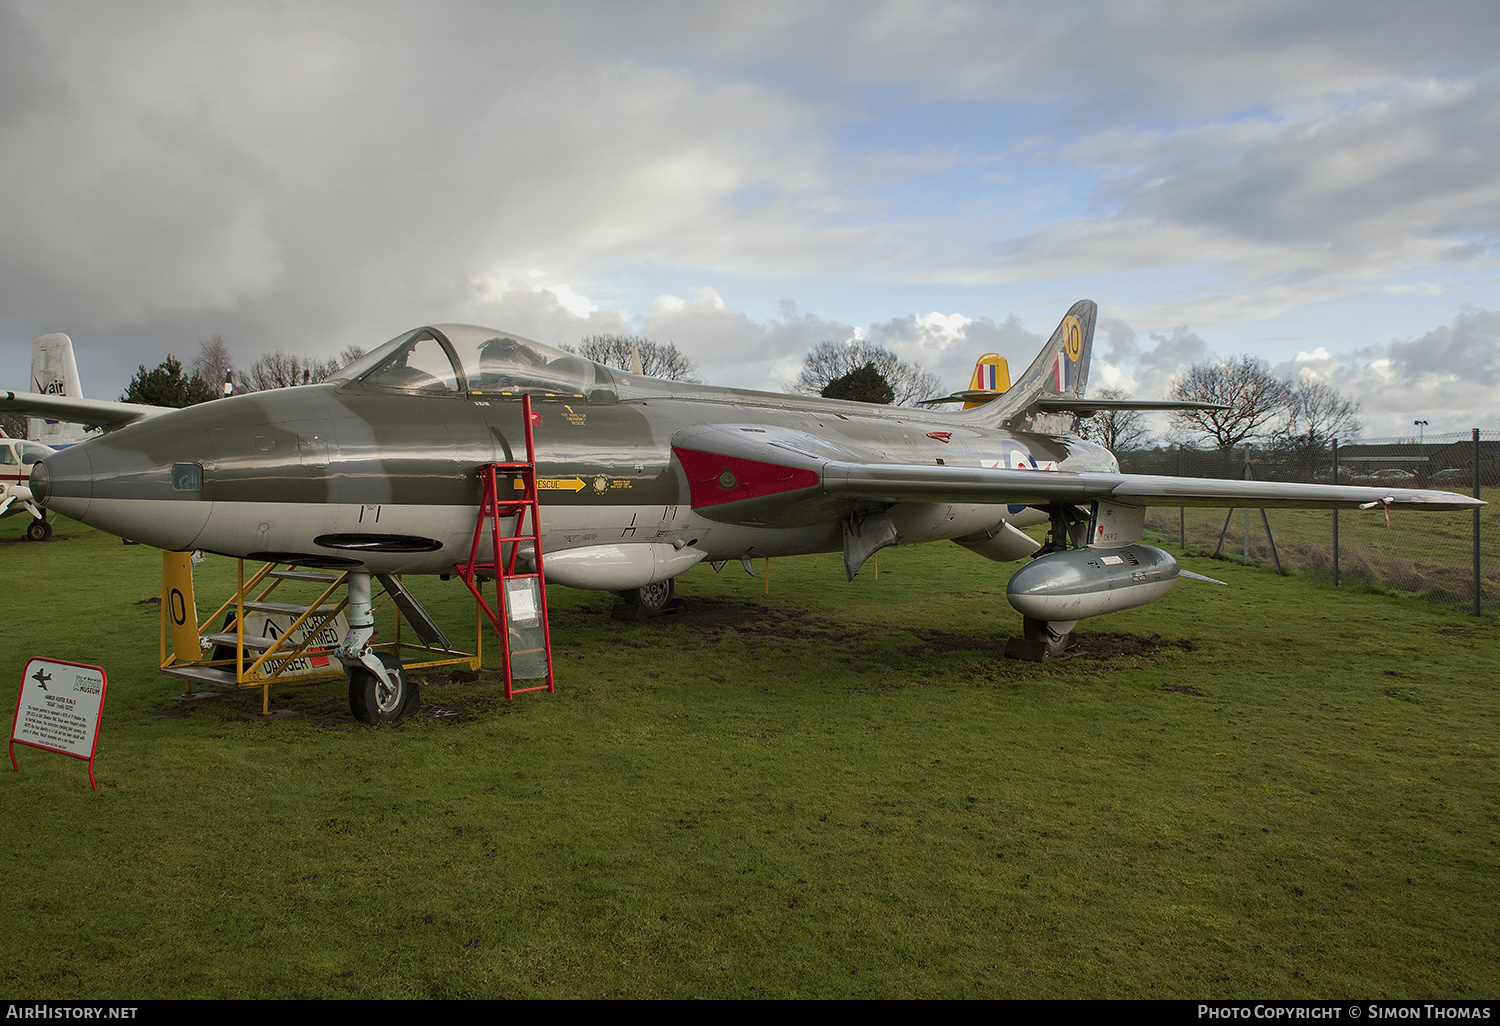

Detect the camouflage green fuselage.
xmin=38 ymin=368 xmax=1115 ymax=582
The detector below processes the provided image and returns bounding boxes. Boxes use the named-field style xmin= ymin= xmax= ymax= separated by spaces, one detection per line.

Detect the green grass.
xmin=1 ymin=516 xmax=1497 ymax=998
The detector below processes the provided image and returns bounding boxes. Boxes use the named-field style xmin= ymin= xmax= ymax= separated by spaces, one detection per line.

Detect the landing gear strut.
xmin=336 ymin=570 xmax=417 ymax=723
xmin=1020 ymin=616 xmax=1076 ymax=659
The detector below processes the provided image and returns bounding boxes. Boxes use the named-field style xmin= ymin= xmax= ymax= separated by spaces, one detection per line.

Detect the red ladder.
xmin=455 ymin=395 xmax=555 ymax=699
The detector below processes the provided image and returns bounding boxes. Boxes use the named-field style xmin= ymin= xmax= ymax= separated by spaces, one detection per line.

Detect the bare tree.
xmin=1169 ymin=356 xmax=1293 ymax=449
xmin=239 ymin=350 xmax=343 ymax=392
xmin=568 ymin=334 xmax=699 ymax=381
xmin=1274 ymin=378 xmax=1362 ymax=472
xmin=192 ymin=334 xmax=233 ymax=396
xmin=1076 ymin=387 xmax=1153 ymax=452
xmin=1 ymin=413 xmax=27 ymax=438
xmin=789 ymin=340 xmax=941 ymax=407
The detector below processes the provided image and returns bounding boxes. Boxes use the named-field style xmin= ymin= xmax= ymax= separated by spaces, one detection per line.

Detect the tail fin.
xmin=966 ymin=300 xmax=1096 ymax=427
xmin=962 ymin=354 xmax=1011 ymax=409
xmin=30 ymin=333 xmax=90 ymax=446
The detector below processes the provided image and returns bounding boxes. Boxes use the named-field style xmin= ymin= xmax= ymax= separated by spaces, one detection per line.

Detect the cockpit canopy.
xmin=332 ymin=324 xmax=599 ymax=397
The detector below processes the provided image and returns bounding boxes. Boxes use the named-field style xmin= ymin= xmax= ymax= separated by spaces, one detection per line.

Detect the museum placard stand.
xmin=9 ymin=657 xmax=108 ymax=791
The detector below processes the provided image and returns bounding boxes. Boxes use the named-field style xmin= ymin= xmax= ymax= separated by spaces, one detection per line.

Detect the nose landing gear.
xmin=348 ymin=652 xmax=420 ymax=723
xmin=336 ymin=570 xmax=419 ymax=723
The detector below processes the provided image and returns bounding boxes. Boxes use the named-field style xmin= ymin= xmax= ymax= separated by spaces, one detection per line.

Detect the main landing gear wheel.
xmin=25 ymin=518 xmax=51 ymax=542
xmin=622 ymin=577 xmax=675 ymax=612
xmin=349 ymin=653 xmax=419 ymax=724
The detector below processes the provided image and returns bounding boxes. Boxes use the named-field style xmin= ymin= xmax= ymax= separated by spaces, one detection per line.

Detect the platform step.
xmin=201 ymin=632 xmax=279 ymax=652
xmin=160 ymin=665 xmax=242 ymax=688
xmin=267 ymin=569 xmax=343 ymax=584
xmin=241 ymin=600 xmax=341 ymax=617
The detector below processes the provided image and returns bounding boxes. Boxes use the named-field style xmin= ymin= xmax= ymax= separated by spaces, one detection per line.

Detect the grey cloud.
xmin=1354 ymin=305 xmax=1500 ymax=387
xmin=651 ymin=1 xmax=1500 ymax=115
xmin=1119 ymin=79 xmax=1500 ymax=258
xmin=0 ymin=3 xmax=876 ymax=394
xmin=641 ymin=293 xmax=859 ymax=392
xmin=865 ymin=313 xmax=1043 ymax=392
xmin=0 ymin=1 xmax=70 ymax=130
xmin=989 ymin=73 xmax=1500 ymax=325
xmin=1099 ymin=319 xmax=1208 ymax=381
xmin=1260 ymin=308 xmax=1500 ymax=434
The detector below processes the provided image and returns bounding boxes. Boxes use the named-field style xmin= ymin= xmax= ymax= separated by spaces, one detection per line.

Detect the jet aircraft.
xmin=3 ymin=301 xmax=1483 ymax=721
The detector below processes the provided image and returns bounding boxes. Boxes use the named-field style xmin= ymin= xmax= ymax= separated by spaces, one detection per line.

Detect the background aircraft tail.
xmin=30 ymin=332 xmax=90 ymax=446
xmin=962 ymin=353 xmax=1011 ymax=409
xmin=965 ymin=300 xmax=1096 ymax=427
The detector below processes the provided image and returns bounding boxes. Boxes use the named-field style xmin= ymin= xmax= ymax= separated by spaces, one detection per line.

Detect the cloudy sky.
xmin=2 ymin=0 xmax=1497 ymax=438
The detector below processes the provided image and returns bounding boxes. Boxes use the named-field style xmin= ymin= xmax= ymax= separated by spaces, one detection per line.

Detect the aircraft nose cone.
xmin=32 ymin=445 xmax=93 ymax=519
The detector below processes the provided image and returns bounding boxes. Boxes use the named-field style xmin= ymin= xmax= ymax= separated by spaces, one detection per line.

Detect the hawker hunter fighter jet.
xmin=6 ymin=301 xmax=1483 ymax=720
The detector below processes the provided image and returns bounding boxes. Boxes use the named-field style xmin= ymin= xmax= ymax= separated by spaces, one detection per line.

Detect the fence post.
xmin=1178 ymin=446 xmax=1185 ymax=549
xmin=1243 ymin=448 xmax=1251 ymax=565
xmin=1476 ymin=428 xmax=1483 ymax=617
xmin=1332 ymin=438 xmax=1340 ymax=587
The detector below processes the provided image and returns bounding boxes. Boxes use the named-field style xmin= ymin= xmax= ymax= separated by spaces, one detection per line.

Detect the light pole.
xmin=1414 ymin=419 xmax=1428 ymax=444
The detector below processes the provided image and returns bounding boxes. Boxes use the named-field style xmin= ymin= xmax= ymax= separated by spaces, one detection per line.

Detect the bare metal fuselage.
xmin=35 ymin=376 xmax=1112 ymax=583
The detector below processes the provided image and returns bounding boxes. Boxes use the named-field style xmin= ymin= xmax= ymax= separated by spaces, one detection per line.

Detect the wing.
xmin=822 ymin=464 xmax=1481 ymax=510
xmin=0 ymin=391 xmax=171 ymax=430
xmin=671 ymin=424 xmax=1482 ymax=528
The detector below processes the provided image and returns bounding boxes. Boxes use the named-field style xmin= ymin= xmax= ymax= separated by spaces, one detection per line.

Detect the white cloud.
xmin=2 ymin=1 xmax=1498 ymax=411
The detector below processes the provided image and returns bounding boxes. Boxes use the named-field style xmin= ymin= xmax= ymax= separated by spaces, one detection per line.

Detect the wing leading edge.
xmin=821 ymin=463 xmax=1483 ymax=511
xmin=671 ymin=425 xmax=1483 ymax=524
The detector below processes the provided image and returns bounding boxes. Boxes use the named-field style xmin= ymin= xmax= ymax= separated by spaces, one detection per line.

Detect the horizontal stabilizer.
xmin=1033 ymin=398 xmax=1227 ymax=415
xmin=916 ymin=389 xmax=1004 ymax=406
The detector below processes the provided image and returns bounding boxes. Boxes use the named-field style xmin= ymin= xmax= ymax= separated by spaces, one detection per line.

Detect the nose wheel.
xmin=348 ymin=653 xmax=419 ymax=723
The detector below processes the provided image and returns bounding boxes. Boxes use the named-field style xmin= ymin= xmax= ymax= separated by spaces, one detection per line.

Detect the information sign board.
xmin=9 ymin=657 xmax=108 ymax=790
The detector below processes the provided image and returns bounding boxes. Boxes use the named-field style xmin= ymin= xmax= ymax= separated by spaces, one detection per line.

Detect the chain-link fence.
xmin=1119 ymin=429 xmax=1497 ymax=615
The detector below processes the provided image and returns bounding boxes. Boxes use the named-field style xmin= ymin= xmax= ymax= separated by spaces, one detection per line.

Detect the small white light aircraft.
xmin=0 ymin=432 xmax=56 ymax=540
